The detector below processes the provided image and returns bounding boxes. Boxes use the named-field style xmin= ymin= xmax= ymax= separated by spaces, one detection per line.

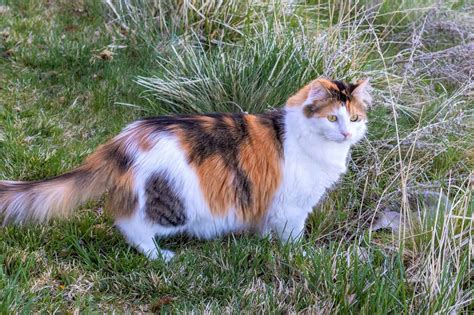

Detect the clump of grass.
xmin=135 ymin=31 xmax=361 ymax=113
xmin=135 ymin=6 xmax=376 ymax=113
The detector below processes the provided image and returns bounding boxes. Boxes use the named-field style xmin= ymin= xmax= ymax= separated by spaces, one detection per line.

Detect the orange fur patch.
xmin=195 ymin=155 xmax=233 ymax=216
xmin=106 ymin=170 xmax=137 ymax=218
xmin=138 ymin=133 xmax=153 ymax=151
xmin=347 ymin=99 xmax=367 ymax=119
xmin=287 ymin=78 xmax=337 ymax=107
xmin=237 ymin=115 xmax=282 ymax=221
xmin=315 ymin=103 xmax=339 ymax=117
xmin=223 ymin=115 xmax=235 ymax=128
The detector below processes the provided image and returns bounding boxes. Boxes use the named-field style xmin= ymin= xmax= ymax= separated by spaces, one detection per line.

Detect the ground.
xmin=0 ymin=0 xmax=472 ymax=313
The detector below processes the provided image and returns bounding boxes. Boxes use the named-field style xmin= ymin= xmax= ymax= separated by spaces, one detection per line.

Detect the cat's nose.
xmin=341 ymin=131 xmax=352 ymax=138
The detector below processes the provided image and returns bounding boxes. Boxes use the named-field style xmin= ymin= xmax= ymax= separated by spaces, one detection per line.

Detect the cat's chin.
xmin=322 ymin=134 xmax=348 ymax=143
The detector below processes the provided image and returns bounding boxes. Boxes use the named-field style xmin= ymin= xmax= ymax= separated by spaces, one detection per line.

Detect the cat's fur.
xmin=0 ymin=77 xmax=372 ymax=260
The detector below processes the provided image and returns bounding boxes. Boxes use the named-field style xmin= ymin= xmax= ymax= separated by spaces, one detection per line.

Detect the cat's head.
xmin=286 ymin=77 xmax=372 ymax=144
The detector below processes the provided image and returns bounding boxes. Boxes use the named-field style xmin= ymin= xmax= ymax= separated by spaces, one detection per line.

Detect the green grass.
xmin=0 ymin=0 xmax=472 ymax=313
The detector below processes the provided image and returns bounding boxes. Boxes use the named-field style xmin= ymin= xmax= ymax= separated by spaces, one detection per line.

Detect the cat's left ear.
xmin=352 ymin=78 xmax=372 ymax=108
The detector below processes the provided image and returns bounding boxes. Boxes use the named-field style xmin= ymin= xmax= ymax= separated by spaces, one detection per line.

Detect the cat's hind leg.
xmin=114 ymin=169 xmax=189 ymax=261
xmin=115 ymin=212 xmax=176 ymax=261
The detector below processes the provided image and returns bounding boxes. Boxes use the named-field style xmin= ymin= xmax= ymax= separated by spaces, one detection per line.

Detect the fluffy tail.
xmin=0 ymin=138 xmax=136 ymax=225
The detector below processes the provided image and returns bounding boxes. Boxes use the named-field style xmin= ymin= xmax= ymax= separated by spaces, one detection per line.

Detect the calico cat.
xmin=0 ymin=77 xmax=372 ymax=261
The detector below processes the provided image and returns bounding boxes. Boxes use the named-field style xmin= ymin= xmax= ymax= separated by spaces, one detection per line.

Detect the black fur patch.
xmin=257 ymin=109 xmax=286 ymax=157
xmin=103 ymin=141 xmax=133 ymax=173
xmin=234 ymin=167 xmax=252 ymax=210
xmin=145 ymin=171 xmax=186 ymax=226
xmin=139 ymin=114 xmax=224 ymax=162
xmin=332 ymin=80 xmax=357 ymax=103
xmin=187 ymin=113 xmax=249 ymax=166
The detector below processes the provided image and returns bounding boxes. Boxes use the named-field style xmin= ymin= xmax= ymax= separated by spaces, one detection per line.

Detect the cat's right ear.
xmin=352 ymin=78 xmax=372 ymax=108
xmin=286 ymin=78 xmax=333 ymax=107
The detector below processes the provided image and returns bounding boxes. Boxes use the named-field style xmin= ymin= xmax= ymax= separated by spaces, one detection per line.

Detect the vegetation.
xmin=0 ymin=0 xmax=472 ymax=312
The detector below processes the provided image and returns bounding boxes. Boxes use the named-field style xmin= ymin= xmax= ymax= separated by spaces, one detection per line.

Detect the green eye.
xmin=327 ymin=115 xmax=337 ymax=122
xmin=350 ymin=114 xmax=359 ymax=122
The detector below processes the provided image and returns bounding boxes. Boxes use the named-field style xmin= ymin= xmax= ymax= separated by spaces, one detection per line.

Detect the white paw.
xmin=144 ymin=248 xmax=159 ymax=260
xmin=144 ymin=248 xmax=175 ymax=262
xmin=159 ymin=249 xmax=176 ymax=262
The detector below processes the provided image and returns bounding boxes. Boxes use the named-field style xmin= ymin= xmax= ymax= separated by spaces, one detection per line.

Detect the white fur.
xmin=266 ymin=105 xmax=366 ymax=241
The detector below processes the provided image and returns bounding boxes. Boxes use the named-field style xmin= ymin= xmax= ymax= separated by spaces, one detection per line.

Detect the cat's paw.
xmin=143 ymin=247 xmax=175 ymax=262
xmin=159 ymin=249 xmax=176 ymax=262
xmin=146 ymin=248 xmax=175 ymax=262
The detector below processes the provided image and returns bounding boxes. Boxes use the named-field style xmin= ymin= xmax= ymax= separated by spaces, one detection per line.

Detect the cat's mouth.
xmin=323 ymin=133 xmax=348 ymax=143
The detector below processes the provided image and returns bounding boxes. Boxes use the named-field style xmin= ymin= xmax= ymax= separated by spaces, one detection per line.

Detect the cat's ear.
xmin=286 ymin=78 xmax=333 ymax=107
xmin=352 ymin=78 xmax=372 ymax=107
xmin=307 ymin=80 xmax=332 ymax=103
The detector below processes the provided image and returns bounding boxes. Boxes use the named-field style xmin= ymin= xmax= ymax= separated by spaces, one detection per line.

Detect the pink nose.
xmin=341 ymin=131 xmax=352 ymax=138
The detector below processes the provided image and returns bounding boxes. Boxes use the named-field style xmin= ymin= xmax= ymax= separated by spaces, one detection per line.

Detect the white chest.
xmin=274 ymin=122 xmax=350 ymax=210
xmin=276 ymin=153 xmax=346 ymax=210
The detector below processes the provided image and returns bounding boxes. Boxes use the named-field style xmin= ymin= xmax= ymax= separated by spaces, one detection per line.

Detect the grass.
xmin=0 ymin=0 xmax=472 ymax=313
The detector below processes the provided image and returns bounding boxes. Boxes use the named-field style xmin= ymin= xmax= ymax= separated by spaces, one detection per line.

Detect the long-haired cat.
xmin=0 ymin=78 xmax=372 ymax=260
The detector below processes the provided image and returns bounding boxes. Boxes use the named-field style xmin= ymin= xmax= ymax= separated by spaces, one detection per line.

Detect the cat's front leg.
xmin=269 ymin=206 xmax=310 ymax=243
xmin=255 ymin=221 xmax=273 ymax=240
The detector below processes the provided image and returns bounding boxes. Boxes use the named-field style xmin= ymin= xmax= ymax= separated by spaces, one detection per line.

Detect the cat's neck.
xmin=283 ymin=107 xmax=351 ymax=170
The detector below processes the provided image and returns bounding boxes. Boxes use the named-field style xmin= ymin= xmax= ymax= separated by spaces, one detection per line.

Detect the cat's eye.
xmin=327 ymin=115 xmax=337 ymax=122
xmin=350 ymin=114 xmax=359 ymax=122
